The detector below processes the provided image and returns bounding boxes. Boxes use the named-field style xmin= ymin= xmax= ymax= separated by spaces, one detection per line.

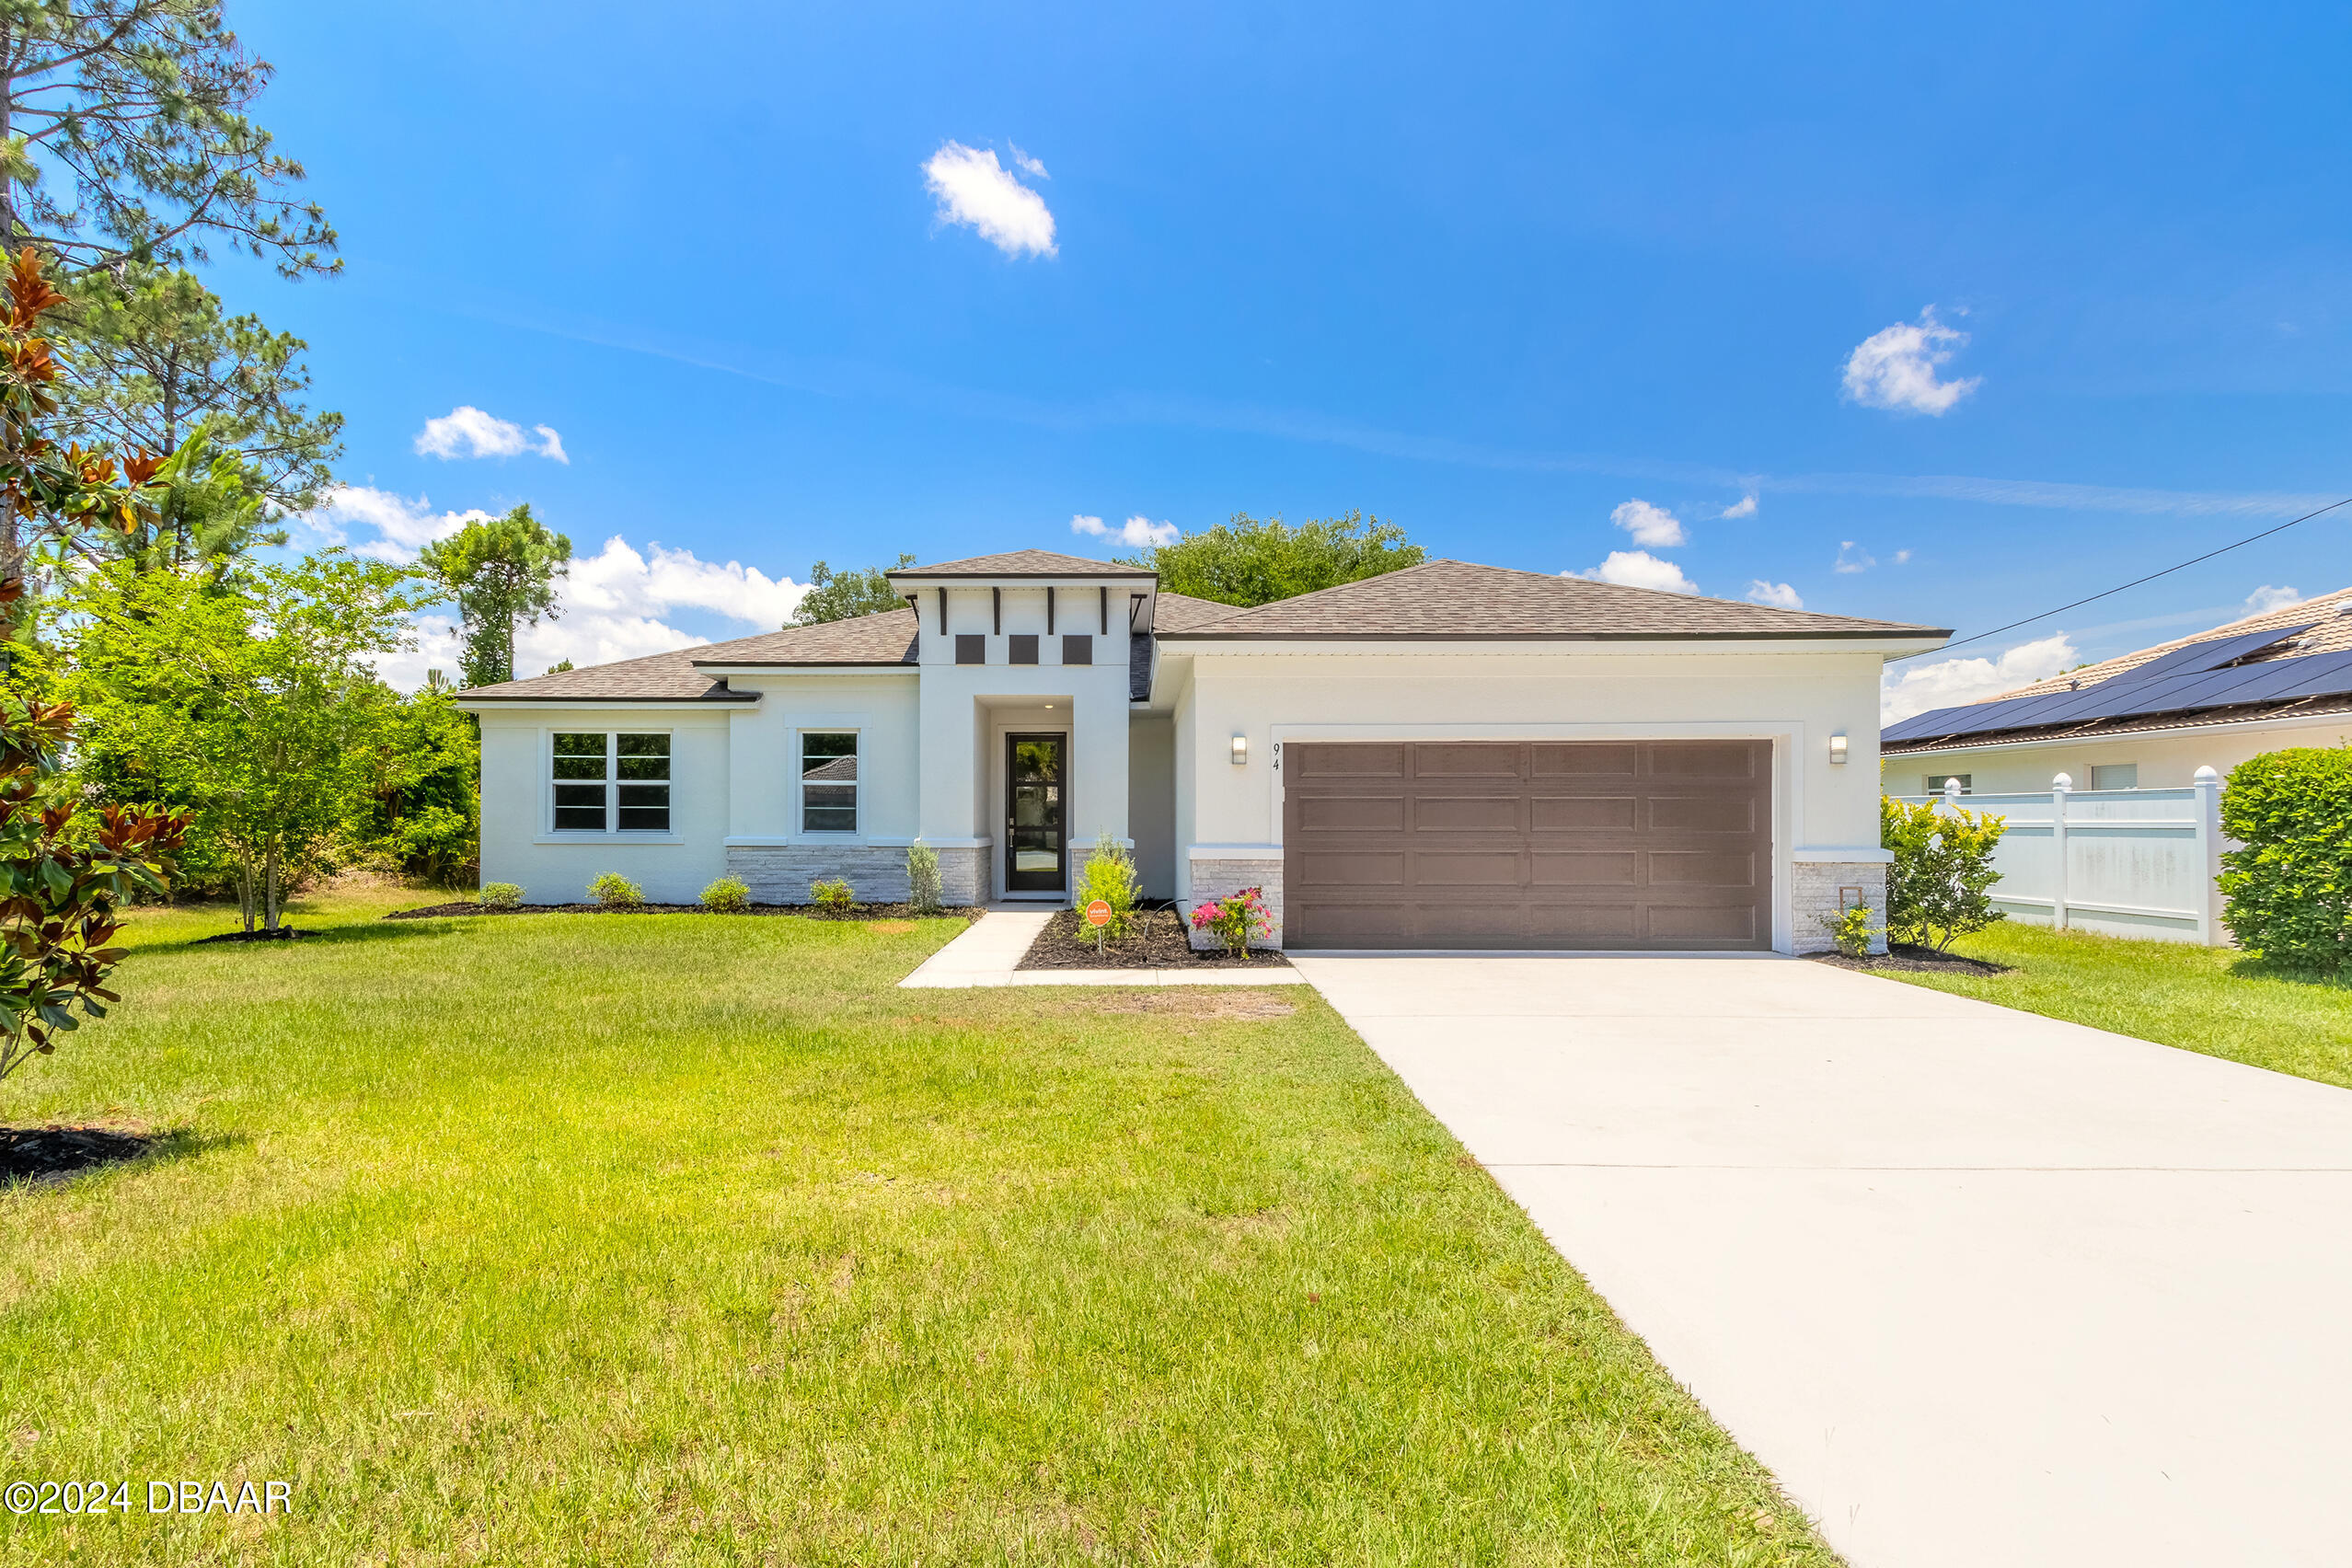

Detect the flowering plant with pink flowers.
xmin=1188 ymin=886 xmax=1273 ymax=956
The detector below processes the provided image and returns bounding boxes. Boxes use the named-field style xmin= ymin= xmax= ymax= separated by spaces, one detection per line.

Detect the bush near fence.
xmin=2219 ymin=746 xmax=2352 ymax=971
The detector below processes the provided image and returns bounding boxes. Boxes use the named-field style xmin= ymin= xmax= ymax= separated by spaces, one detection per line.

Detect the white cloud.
xmin=414 ymin=406 xmax=570 ymax=463
xmin=1009 ymin=143 xmax=1049 ymax=179
xmin=1609 ymin=498 xmax=1687 ymax=548
xmin=306 ymin=485 xmax=492 ymax=561
xmin=1892 ymin=548 xmax=1913 ymax=565
xmin=1071 ymin=513 xmax=1180 ymax=548
xmin=373 ymin=535 xmax=811 ymax=693
xmin=1881 ymin=633 xmax=2076 ymax=722
xmin=1746 ymin=580 xmax=1804 ymax=610
xmin=1719 ymin=493 xmax=1758 ymax=520
xmin=2245 ymin=584 xmax=2302 ymax=615
xmin=1841 ymin=308 xmax=1981 ymax=416
xmin=1833 ymin=540 xmax=1874 ymax=574
xmin=1571 ymin=550 xmax=1700 ymax=595
xmin=924 ymin=141 xmax=1056 ymax=259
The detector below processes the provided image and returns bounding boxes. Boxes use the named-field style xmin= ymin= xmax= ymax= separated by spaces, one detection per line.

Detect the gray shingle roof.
xmin=1159 ymin=559 xmax=1945 ymax=640
xmin=886 ymin=548 xmax=1155 ymax=579
xmin=459 ymin=607 xmax=917 ymax=702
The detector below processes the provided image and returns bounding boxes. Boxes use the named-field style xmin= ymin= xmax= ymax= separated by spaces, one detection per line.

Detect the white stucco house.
xmin=1883 ymin=585 xmax=2352 ymax=796
xmin=456 ymin=549 xmax=1946 ymax=952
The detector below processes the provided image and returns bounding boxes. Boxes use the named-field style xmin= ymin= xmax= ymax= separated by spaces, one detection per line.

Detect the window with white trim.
xmin=2089 ymin=763 xmax=2138 ymax=790
xmin=1923 ymin=772 xmax=1972 ymax=794
xmin=552 ymin=732 xmax=671 ymax=832
xmin=801 ymin=732 xmax=859 ymax=833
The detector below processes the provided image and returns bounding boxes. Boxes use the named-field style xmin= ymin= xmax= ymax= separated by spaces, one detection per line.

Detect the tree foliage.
xmin=0 ymin=0 xmax=336 ymax=277
xmin=42 ymin=551 xmax=436 ymax=931
xmin=56 ymin=260 xmax=340 ymax=559
xmin=2219 ymin=746 xmax=2352 ymax=970
xmin=419 ymin=504 xmax=571 ymax=689
xmin=1119 ymin=512 xmax=1424 ymax=606
xmin=790 ymin=553 xmax=915 ymax=626
xmin=1881 ymin=795 xmax=2008 ymax=952
xmin=0 ymin=244 xmax=185 ymax=1085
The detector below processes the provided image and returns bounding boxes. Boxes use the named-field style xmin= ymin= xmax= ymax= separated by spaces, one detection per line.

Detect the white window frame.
xmin=2088 ymin=763 xmax=2139 ymax=790
xmin=798 ymin=728 xmax=860 ymax=836
xmin=1925 ymin=772 xmax=1973 ymax=795
xmin=545 ymin=728 xmax=676 ymax=836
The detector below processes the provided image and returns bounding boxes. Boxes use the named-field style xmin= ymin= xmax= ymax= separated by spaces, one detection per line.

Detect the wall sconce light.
xmin=1230 ymin=734 xmax=1249 ymax=767
xmin=1828 ymin=732 xmax=1849 ymax=765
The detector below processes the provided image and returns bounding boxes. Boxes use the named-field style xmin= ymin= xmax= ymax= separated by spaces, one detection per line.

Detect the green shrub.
xmin=810 ymin=877 xmax=854 ymax=912
xmin=905 ymin=840 xmax=943 ymax=915
xmin=700 ymin=876 xmax=751 ymax=914
xmin=589 ymin=872 xmax=643 ymax=911
xmin=1819 ymin=903 xmax=1874 ymax=959
xmin=2219 ymin=746 xmax=2352 ymax=969
xmin=478 ymin=882 xmax=523 ymax=909
xmin=1882 ymin=795 xmax=2006 ymax=951
xmin=1072 ymin=832 xmax=1140 ymax=942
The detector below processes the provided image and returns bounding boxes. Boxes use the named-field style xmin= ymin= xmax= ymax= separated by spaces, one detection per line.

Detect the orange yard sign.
xmin=1084 ymin=900 xmax=1113 ymax=928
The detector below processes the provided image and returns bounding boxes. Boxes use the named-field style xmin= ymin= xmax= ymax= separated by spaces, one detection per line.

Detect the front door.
xmin=1005 ymin=733 xmax=1067 ymax=894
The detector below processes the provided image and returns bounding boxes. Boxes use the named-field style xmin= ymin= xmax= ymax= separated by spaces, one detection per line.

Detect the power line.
xmin=1888 ymin=495 xmax=2352 ymax=663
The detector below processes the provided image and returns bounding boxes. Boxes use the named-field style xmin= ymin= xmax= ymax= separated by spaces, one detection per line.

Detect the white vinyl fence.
xmin=1887 ymin=768 xmax=2228 ymax=946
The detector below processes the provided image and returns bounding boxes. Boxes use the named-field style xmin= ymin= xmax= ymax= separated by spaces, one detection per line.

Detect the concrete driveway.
xmin=1289 ymin=952 xmax=2352 ymax=1568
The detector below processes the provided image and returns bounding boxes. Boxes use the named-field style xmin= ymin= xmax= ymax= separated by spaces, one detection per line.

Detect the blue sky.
xmin=221 ymin=1 xmax=2352 ymax=704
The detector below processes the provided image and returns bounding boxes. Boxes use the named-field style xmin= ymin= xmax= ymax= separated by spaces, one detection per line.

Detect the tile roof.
xmin=459 ymin=607 xmax=917 ymax=701
xmin=1160 ymin=559 xmax=1945 ymax=640
xmin=885 ymin=548 xmax=1155 ymax=579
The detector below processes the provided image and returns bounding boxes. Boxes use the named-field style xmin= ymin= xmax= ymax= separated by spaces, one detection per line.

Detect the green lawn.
xmin=1 ymin=891 xmax=1826 ymax=1565
xmin=1881 ymin=922 xmax=2352 ymax=1088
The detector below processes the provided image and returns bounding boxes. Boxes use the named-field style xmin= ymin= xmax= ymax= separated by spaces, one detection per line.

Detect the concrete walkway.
xmin=1288 ymin=951 xmax=2352 ymax=1568
xmin=900 ymin=908 xmax=1307 ymax=988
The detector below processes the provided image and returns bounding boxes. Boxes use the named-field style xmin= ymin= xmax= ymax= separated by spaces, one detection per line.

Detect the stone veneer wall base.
xmin=727 ymin=844 xmax=989 ymax=907
xmin=1181 ymin=856 xmax=1285 ymax=951
xmin=1791 ymin=861 xmax=1890 ymax=955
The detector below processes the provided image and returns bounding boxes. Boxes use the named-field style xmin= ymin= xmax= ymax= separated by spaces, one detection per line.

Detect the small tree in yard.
xmin=44 ymin=553 xmax=435 ymax=933
xmin=1882 ymin=796 xmax=2008 ymax=952
xmin=2219 ymin=746 xmax=2352 ymax=970
xmin=1072 ymin=832 xmax=1139 ymax=942
xmin=0 ymin=247 xmax=189 ymax=1083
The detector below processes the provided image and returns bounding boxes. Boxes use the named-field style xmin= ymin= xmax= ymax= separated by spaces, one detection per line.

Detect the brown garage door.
xmin=1282 ymin=740 xmax=1771 ymax=951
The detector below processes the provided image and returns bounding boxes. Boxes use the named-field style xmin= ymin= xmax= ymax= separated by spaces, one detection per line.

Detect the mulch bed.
xmin=1017 ymin=906 xmax=1292 ymax=971
xmin=1 ymin=1126 xmax=162 ymax=1184
xmin=197 ymin=928 xmax=309 ymax=943
xmin=1809 ymin=942 xmax=2012 ymax=976
xmin=386 ymin=901 xmax=981 ymax=923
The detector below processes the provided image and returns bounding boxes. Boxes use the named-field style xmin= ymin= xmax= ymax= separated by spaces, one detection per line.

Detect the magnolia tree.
xmin=0 ymin=248 xmax=189 ymax=1082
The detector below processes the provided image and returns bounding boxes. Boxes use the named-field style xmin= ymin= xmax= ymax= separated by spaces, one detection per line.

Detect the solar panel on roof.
xmin=2107 ymin=622 xmax=2315 ymax=684
xmin=2273 ymin=651 xmax=2352 ymax=700
xmin=2107 ymin=663 xmax=2284 ymax=717
xmin=2220 ymin=649 xmax=2352 ymax=705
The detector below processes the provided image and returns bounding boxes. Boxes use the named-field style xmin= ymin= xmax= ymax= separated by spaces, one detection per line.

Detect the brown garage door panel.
xmin=1284 ymin=739 xmax=1771 ymax=951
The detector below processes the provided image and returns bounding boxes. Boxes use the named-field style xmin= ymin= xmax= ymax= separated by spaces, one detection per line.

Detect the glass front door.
xmin=1005 ymin=733 xmax=1066 ymax=894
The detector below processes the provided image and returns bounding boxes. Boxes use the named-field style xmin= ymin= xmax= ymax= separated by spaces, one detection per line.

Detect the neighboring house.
xmin=1884 ymin=586 xmax=2352 ymax=795
xmin=456 ymin=549 xmax=1944 ymax=952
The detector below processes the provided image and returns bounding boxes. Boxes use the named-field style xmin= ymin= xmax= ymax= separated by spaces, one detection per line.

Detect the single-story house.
xmin=456 ymin=549 xmax=1946 ymax=952
xmin=1883 ymin=585 xmax=2352 ymax=795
